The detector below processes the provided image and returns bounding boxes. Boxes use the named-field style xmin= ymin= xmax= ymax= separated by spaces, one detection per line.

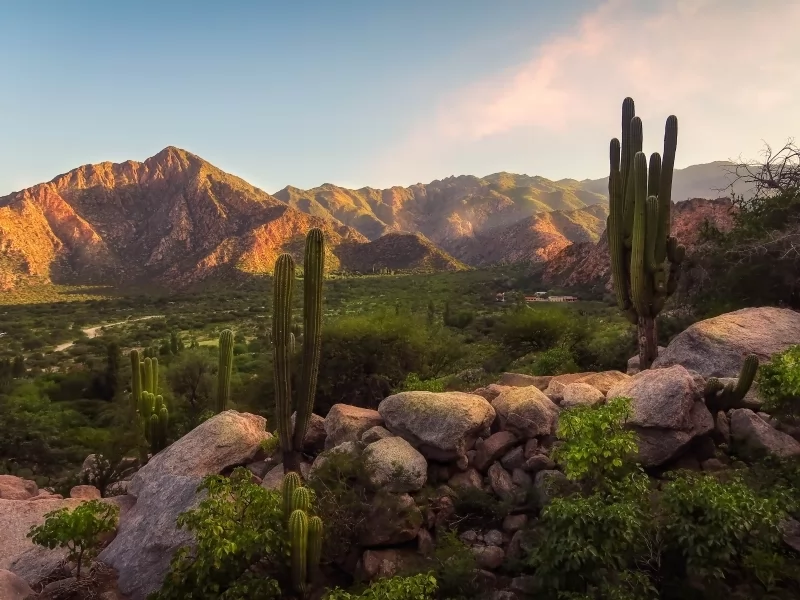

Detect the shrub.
xmin=28 ymin=499 xmax=119 ymax=579
xmin=398 ymin=373 xmax=446 ymax=393
xmin=554 ymin=396 xmax=640 ymax=490
xmin=151 ymin=468 xmax=286 ymax=599
xmin=325 ymin=573 xmax=437 ymax=600
xmin=431 ymin=530 xmax=481 ymax=599
xmin=498 ymin=306 xmax=571 ymax=355
xmin=530 ymin=347 xmax=580 ymax=376
xmin=759 ymin=345 xmax=800 ymax=421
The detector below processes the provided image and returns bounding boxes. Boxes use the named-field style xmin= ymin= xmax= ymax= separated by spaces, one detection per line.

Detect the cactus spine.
xmin=608 ymin=98 xmax=684 ymax=370
xmin=272 ymin=228 xmax=325 ymax=474
xmin=216 ymin=329 xmax=234 ymax=413
xmin=704 ymin=355 xmax=759 ymax=411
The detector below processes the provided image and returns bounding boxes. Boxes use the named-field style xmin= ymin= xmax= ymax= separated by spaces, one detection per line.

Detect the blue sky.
xmin=2 ymin=0 xmax=798 ymax=195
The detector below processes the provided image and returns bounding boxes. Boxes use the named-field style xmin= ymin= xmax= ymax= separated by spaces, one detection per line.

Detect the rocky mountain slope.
xmin=542 ymin=197 xmax=736 ymax=293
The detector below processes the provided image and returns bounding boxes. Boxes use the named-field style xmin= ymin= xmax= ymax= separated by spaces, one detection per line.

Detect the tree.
xmin=11 ymin=355 xmax=25 ymax=378
xmin=167 ymin=351 xmax=215 ymax=427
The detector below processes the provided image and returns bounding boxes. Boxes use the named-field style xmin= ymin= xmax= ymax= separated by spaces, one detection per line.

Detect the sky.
xmin=1 ymin=0 xmax=799 ymax=196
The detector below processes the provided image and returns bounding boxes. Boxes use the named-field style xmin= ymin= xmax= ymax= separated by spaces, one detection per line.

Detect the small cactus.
xmin=282 ymin=472 xmax=301 ymax=522
xmin=292 ymin=487 xmax=312 ymax=513
xmin=216 ymin=329 xmax=234 ymax=413
xmin=288 ymin=509 xmax=309 ymax=594
xmin=704 ymin=355 xmax=759 ymax=411
xmin=307 ymin=516 xmax=323 ymax=580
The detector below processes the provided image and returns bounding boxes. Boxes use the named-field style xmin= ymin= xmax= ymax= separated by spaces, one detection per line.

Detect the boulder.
xmin=544 ymin=372 xmax=593 ymax=401
xmin=627 ymin=347 xmax=666 ymax=374
xmin=69 ymin=485 xmax=101 ymax=500
xmin=575 ymin=371 xmax=630 ymax=395
xmin=308 ymin=441 xmax=363 ymax=480
xmin=290 ymin=412 xmax=327 ymax=454
xmin=0 ymin=569 xmax=34 ymax=600
xmin=324 ymin=404 xmax=383 ymax=449
xmin=357 ymin=493 xmax=423 ymax=547
xmin=498 ymin=373 xmax=552 ymax=389
xmin=500 ymin=446 xmax=526 ymax=471
xmin=98 ymin=411 xmax=269 ymax=600
xmin=473 ymin=545 xmax=505 ymax=570
xmin=448 ymin=468 xmax=484 ymax=491
xmin=473 ymin=432 xmax=519 ymax=472
xmin=652 ymin=307 xmax=800 ymax=377
xmin=502 ymin=513 xmax=528 ymax=533
xmin=364 ymin=437 xmax=427 ymax=493
xmin=561 ymin=383 xmax=605 ymax=409
xmin=492 ymin=387 xmax=559 ymax=439
xmin=7 ymin=545 xmax=68 ymax=587
xmin=378 ymin=392 xmax=495 ymax=461
xmin=730 ymin=409 xmax=800 ymax=460
xmin=781 ymin=519 xmax=800 ymax=553
xmin=523 ymin=454 xmax=556 ymax=473
xmin=633 ymin=401 xmax=714 ymax=467
xmin=715 ymin=410 xmax=731 ymax=445
xmin=260 ymin=464 xmax=287 ymax=491
xmin=359 ymin=549 xmax=424 ymax=580
xmin=417 ymin=528 xmax=435 ymax=556
xmin=0 ymin=498 xmax=82 ymax=571
xmin=0 ymin=476 xmax=38 ymax=500
xmin=472 ymin=384 xmax=512 ymax=402
xmin=487 ymin=463 xmax=516 ymax=501
xmin=361 ymin=425 xmax=394 ymax=445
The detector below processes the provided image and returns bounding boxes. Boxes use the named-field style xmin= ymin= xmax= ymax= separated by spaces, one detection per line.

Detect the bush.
xmin=28 ymin=499 xmax=119 ymax=579
xmin=498 ymin=306 xmax=571 ymax=355
xmin=530 ymin=347 xmax=580 ymax=376
xmin=152 ymin=468 xmax=286 ymax=599
xmin=325 ymin=573 xmax=437 ymax=600
xmin=759 ymin=345 xmax=800 ymax=421
xmin=431 ymin=530 xmax=481 ymax=599
xmin=398 ymin=373 xmax=446 ymax=393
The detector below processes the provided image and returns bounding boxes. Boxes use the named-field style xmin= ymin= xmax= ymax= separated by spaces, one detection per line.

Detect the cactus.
xmin=130 ymin=350 xmax=142 ymax=408
xmin=288 ymin=509 xmax=309 ymax=594
xmin=292 ymin=486 xmax=312 ymax=513
xmin=131 ymin=350 xmax=168 ymax=456
xmin=272 ymin=228 xmax=325 ymax=474
xmin=705 ymin=355 xmax=759 ymax=411
xmin=608 ymin=98 xmax=683 ymax=370
xmin=216 ymin=329 xmax=234 ymax=413
xmin=307 ymin=516 xmax=323 ymax=580
xmin=282 ymin=472 xmax=301 ymax=522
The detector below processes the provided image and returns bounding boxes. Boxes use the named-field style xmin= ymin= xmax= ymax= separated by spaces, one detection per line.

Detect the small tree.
xmin=28 ymin=500 xmax=119 ymax=579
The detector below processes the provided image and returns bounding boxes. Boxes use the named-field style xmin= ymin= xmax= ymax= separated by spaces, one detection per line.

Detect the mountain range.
xmin=0 ymin=147 xmax=741 ymax=291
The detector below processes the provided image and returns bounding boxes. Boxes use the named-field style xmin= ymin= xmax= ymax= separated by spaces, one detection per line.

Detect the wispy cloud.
xmin=380 ymin=0 xmax=800 ymax=182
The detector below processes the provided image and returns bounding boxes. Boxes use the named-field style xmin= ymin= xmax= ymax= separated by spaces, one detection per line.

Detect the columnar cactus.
xmin=282 ymin=471 xmax=301 ymax=522
xmin=130 ymin=349 xmax=142 ymax=409
xmin=289 ymin=509 xmax=309 ymax=594
xmin=130 ymin=351 xmax=167 ymax=456
xmin=307 ymin=516 xmax=323 ymax=581
xmin=272 ymin=228 xmax=325 ymax=474
xmin=705 ymin=355 xmax=759 ymax=411
xmin=216 ymin=329 xmax=234 ymax=413
xmin=608 ymin=97 xmax=684 ymax=370
xmin=292 ymin=486 xmax=312 ymax=514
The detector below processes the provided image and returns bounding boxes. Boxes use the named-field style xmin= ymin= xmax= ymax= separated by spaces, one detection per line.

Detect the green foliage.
xmin=166 ymin=350 xmax=216 ymax=428
xmin=430 ymin=530 xmax=480 ymax=599
xmin=759 ymin=345 xmax=800 ymax=420
xmin=152 ymin=468 xmax=286 ymax=600
xmin=28 ymin=499 xmax=118 ymax=579
xmin=661 ymin=472 xmax=787 ymax=584
xmin=498 ymin=305 xmax=573 ymax=355
xmin=324 ymin=574 xmax=437 ymax=600
xmin=398 ymin=372 xmax=446 ymax=393
xmin=216 ymin=329 xmax=234 ymax=413
xmin=530 ymin=346 xmax=580 ymax=376
xmin=554 ymin=396 xmax=640 ymax=488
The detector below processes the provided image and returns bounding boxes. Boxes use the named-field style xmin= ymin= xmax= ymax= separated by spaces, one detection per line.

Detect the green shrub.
xmin=759 ymin=345 xmax=800 ymax=421
xmin=28 ymin=499 xmax=119 ymax=579
xmin=661 ymin=472 xmax=787 ymax=586
xmin=554 ymin=396 xmax=640 ymax=490
xmin=431 ymin=530 xmax=481 ymax=599
xmin=151 ymin=468 xmax=286 ymax=599
xmin=325 ymin=573 xmax=437 ymax=600
xmin=398 ymin=373 xmax=446 ymax=393
xmin=530 ymin=347 xmax=580 ymax=376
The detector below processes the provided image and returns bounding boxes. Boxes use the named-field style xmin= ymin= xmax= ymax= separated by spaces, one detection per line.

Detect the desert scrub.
xmin=325 ymin=573 xmax=437 ymax=599
xmin=28 ymin=499 xmax=119 ymax=579
xmin=759 ymin=345 xmax=800 ymax=421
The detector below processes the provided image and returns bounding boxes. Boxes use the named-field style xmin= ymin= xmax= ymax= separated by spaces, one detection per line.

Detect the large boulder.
xmin=730 ymin=409 xmax=800 ymax=460
xmin=498 ymin=373 xmax=551 ymax=390
xmin=98 ymin=411 xmax=269 ymax=600
xmin=0 ymin=476 xmax=38 ymax=500
xmin=575 ymin=371 xmax=631 ymax=395
xmin=473 ymin=432 xmax=519 ymax=472
xmin=0 ymin=498 xmax=82 ymax=571
xmin=561 ymin=383 xmax=605 ymax=409
xmin=608 ymin=365 xmax=713 ymax=467
xmin=290 ymin=412 xmax=327 ymax=454
xmin=544 ymin=373 xmax=594 ymax=402
xmin=628 ymin=347 xmax=666 ymax=375
xmin=378 ymin=392 xmax=495 ymax=461
xmin=652 ymin=307 xmax=800 ymax=377
xmin=69 ymin=485 xmax=101 ymax=500
xmin=0 ymin=569 xmax=34 ymax=600
xmin=308 ymin=441 xmax=363 ymax=480
xmin=7 ymin=545 xmax=68 ymax=587
xmin=364 ymin=437 xmax=427 ymax=493
xmin=324 ymin=404 xmax=384 ymax=449
xmin=492 ymin=387 xmax=560 ymax=439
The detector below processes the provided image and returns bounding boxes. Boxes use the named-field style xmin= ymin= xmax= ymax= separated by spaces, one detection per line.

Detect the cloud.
xmin=381 ymin=0 xmax=800 ymax=181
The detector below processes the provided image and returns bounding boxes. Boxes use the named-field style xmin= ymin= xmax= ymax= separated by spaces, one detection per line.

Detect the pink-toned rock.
xmin=472 ymin=545 xmax=505 ymax=570
xmin=498 ymin=373 xmax=552 ymax=390
xmin=473 ymin=432 xmax=518 ymax=471
xmin=472 ymin=384 xmax=512 ymax=402
xmin=488 ymin=463 xmax=516 ymax=501
xmin=69 ymin=485 xmax=101 ymax=500
xmin=0 ymin=476 xmax=38 ymax=500
xmin=359 ymin=549 xmax=424 ymax=580
xmin=576 ymin=371 xmax=630 ymax=395
xmin=561 ymin=383 xmax=605 ymax=409
xmin=492 ymin=387 xmax=559 ymax=439
xmin=324 ymin=404 xmax=384 ymax=449
xmin=0 ymin=569 xmax=34 ymax=600
xmin=448 ymin=468 xmax=484 ymax=491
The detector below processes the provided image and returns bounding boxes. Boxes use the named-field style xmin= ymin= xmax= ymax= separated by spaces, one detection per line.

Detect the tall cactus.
xmin=216 ymin=329 xmax=234 ymax=413
xmin=307 ymin=516 xmax=323 ymax=583
xmin=282 ymin=471 xmax=301 ymax=523
xmin=130 ymin=350 xmax=167 ymax=456
xmin=608 ymin=97 xmax=684 ymax=370
xmin=705 ymin=355 xmax=759 ymax=411
xmin=289 ymin=509 xmax=309 ymax=594
xmin=272 ymin=228 xmax=326 ymax=474
xmin=130 ymin=350 xmax=142 ymax=410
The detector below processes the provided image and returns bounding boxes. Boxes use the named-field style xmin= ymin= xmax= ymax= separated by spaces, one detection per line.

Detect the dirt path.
xmin=54 ymin=315 xmax=163 ymax=352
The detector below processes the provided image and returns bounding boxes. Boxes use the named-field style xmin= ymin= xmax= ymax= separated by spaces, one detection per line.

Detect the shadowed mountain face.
xmin=0 ymin=148 xmax=739 ymax=291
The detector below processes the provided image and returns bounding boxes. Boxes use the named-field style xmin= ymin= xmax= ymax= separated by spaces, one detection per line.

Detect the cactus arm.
xmin=273 ymin=254 xmax=296 ymax=459
xmin=130 ymin=350 xmax=142 ymax=407
xmin=734 ymin=355 xmax=758 ymax=399
xmin=293 ymin=228 xmax=325 ymax=452
xmin=152 ymin=357 xmax=158 ymax=394
xmin=292 ymin=486 xmax=312 ymax=514
xmin=619 ymin=97 xmax=635 ymax=212
xmin=307 ymin=516 xmax=323 ymax=580
xmin=656 ymin=116 xmax=678 ymax=263
xmin=647 ymin=152 xmax=661 ymax=200
xmin=282 ymin=472 xmax=301 ymax=523
xmin=216 ymin=329 xmax=234 ymax=413
xmin=289 ymin=509 xmax=309 ymax=594
xmin=645 ymin=195 xmax=659 ymax=277
xmin=608 ymin=139 xmax=631 ymax=312
xmin=629 ymin=152 xmax=650 ymax=317
xmin=623 ymin=116 xmax=644 ymax=243
xmin=143 ymin=358 xmax=152 ymax=394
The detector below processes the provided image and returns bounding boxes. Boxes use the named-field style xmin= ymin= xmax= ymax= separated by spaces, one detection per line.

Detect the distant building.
xmin=548 ymin=295 xmax=578 ymax=302
xmin=534 ymin=291 xmax=548 ymax=297
xmin=524 ymin=296 xmax=548 ymax=302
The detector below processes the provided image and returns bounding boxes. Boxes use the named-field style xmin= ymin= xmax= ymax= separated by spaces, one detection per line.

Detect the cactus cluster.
xmin=272 ymin=228 xmax=325 ymax=474
xmin=608 ymin=97 xmax=685 ymax=370
xmin=216 ymin=329 xmax=234 ymax=413
xmin=705 ymin=355 xmax=759 ymax=411
xmin=130 ymin=350 xmax=169 ymax=455
xmin=282 ymin=473 xmax=323 ymax=594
